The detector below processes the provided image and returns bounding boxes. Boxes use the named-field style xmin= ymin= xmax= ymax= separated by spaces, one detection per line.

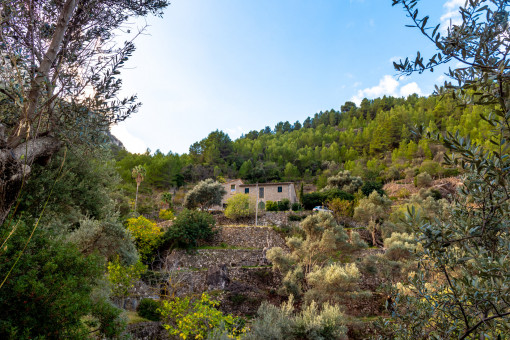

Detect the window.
xmin=231 ymin=184 xmax=235 ymax=192
xmin=259 ymin=187 xmax=264 ymax=198
xmin=277 ymin=186 xmax=283 ymax=193
xmin=245 ymin=188 xmax=249 ymax=194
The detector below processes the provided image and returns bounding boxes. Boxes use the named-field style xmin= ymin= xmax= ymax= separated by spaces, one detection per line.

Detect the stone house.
xmin=220 ymin=179 xmax=298 ymax=208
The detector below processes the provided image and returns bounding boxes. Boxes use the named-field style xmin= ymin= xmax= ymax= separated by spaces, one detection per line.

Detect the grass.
xmin=241 ymin=265 xmax=272 ymax=269
xmin=221 ymin=224 xmax=273 ymax=228
xmin=196 ymin=245 xmax=259 ymax=250
xmin=125 ymin=310 xmax=150 ymax=324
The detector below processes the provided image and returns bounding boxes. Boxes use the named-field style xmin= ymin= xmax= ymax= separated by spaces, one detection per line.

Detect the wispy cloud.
xmin=351 ymin=75 xmax=423 ymax=105
xmin=111 ymin=124 xmax=148 ymax=154
xmin=225 ymin=126 xmax=245 ymax=139
xmin=440 ymin=0 xmax=464 ymax=31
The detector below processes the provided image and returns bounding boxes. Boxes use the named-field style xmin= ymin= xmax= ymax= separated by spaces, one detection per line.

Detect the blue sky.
xmin=112 ymin=0 xmax=462 ymax=154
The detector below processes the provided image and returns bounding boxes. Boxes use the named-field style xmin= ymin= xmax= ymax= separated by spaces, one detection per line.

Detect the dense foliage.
xmin=378 ymin=0 xmax=510 ymax=339
xmin=159 ymin=293 xmax=246 ymax=339
xmin=225 ymin=194 xmax=256 ymax=219
xmin=162 ymin=209 xmax=217 ymax=249
xmin=0 ymin=223 xmax=124 ymax=339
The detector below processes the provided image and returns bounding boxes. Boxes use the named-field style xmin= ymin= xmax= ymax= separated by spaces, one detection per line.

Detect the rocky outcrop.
xmin=206 ymin=264 xmax=230 ymax=290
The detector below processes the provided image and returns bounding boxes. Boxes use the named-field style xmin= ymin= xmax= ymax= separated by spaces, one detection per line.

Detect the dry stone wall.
xmin=162 ymin=249 xmax=267 ymax=271
xmin=214 ymin=211 xmax=307 ymax=226
xmin=207 ymin=226 xmax=287 ymax=249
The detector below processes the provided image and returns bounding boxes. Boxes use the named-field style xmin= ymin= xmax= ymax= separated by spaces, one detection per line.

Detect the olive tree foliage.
xmin=322 ymin=170 xmax=363 ymax=194
xmin=378 ymin=1 xmax=510 ymax=339
xmin=353 ymin=191 xmax=392 ymax=246
xmin=266 ymin=212 xmax=362 ymax=301
xmin=0 ymin=0 xmax=168 ymax=226
xmin=183 ymin=178 xmax=226 ymax=210
xmin=244 ymin=295 xmax=348 ymax=340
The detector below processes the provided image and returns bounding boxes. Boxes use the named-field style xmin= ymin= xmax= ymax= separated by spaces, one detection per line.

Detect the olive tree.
xmin=380 ymin=1 xmax=510 ymax=338
xmin=183 ymin=178 xmax=226 ymax=210
xmin=0 ymin=0 xmax=168 ymax=225
xmin=353 ymin=191 xmax=392 ymax=246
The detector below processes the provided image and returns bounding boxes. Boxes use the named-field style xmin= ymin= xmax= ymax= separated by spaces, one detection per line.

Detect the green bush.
xmin=350 ymin=231 xmax=368 ymax=249
xmin=291 ymin=202 xmax=302 ymax=211
xmin=225 ymin=193 xmax=255 ymax=219
xmin=384 ymin=232 xmax=417 ymax=262
xmin=159 ymin=209 xmax=174 ymax=220
xmin=288 ymin=214 xmax=305 ymax=222
xmin=361 ymin=181 xmax=384 ymax=196
xmin=137 ymin=298 xmax=162 ymax=321
xmin=265 ymin=200 xmax=278 ymax=211
xmin=415 ymin=172 xmax=433 ymax=188
xmin=277 ymin=198 xmax=290 ymax=211
xmin=0 ymin=223 xmax=124 ymax=339
xmin=301 ymin=190 xmax=354 ymax=210
xmin=162 ymin=209 xmax=216 ymax=249
xmin=244 ymin=297 xmax=348 ymax=340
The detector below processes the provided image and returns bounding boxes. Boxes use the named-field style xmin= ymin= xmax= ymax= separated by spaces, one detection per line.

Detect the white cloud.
xmin=441 ymin=0 xmax=464 ymax=30
xmin=225 ymin=126 xmax=245 ymax=140
xmin=351 ymin=75 xmax=423 ymax=105
xmin=400 ymin=82 xmax=422 ymax=97
xmin=110 ymin=124 xmax=147 ymax=154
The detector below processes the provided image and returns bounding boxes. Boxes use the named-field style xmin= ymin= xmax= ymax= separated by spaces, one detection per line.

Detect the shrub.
xmin=159 ymin=209 xmax=174 ymax=220
xmin=384 ymin=232 xmax=417 ymax=262
xmin=305 ymin=263 xmax=361 ymax=305
xmin=361 ymin=181 xmax=384 ymax=196
xmin=137 ymin=299 xmax=162 ymax=321
xmin=350 ymin=231 xmax=368 ymax=249
xmin=323 ymin=170 xmax=364 ymax=194
xmin=0 ymin=223 xmax=125 ymax=339
xmin=126 ymin=216 xmax=163 ymax=262
xmin=327 ymin=198 xmax=353 ymax=220
xmin=291 ymin=202 xmax=302 ymax=211
xmin=161 ymin=192 xmax=173 ymax=208
xmin=107 ymin=257 xmax=147 ymax=298
xmin=396 ymin=188 xmax=411 ymax=199
xmin=301 ymin=190 xmax=354 ymax=210
xmin=225 ymin=193 xmax=255 ymax=219
xmin=244 ymin=296 xmax=348 ymax=340
xmin=418 ymin=188 xmax=442 ymax=200
xmin=277 ymin=198 xmax=290 ymax=211
xmin=162 ymin=209 xmax=216 ymax=249
xmin=419 ymin=160 xmax=441 ymax=177
xmin=415 ymin=172 xmax=433 ymax=188
xmin=68 ymin=215 xmax=138 ymax=265
xmin=267 ymin=212 xmax=349 ymax=298
xmin=159 ymin=293 xmax=246 ymax=339
xmin=265 ymin=200 xmax=278 ymax=211
xmin=183 ymin=179 xmax=226 ymax=210
xmin=288 ymin=214 xmax=305 ymax=222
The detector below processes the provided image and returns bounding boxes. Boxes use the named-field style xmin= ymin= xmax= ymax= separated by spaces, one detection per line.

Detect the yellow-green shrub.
xmin=225 ymin=193 xmax=255 ymax=219
xmin=159 ymin=293 xmax=246 ymax=339
xmin=126 ymin=216 xmax=163 ymax=262
xmin=107 ymin=256 xmax=147 ymax=298
xmin=159 ymin=209 xmax=174 ymax=220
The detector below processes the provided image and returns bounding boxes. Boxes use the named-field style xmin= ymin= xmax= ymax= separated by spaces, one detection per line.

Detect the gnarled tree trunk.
xmin=0 ymin=127 xmax=61 ymax=225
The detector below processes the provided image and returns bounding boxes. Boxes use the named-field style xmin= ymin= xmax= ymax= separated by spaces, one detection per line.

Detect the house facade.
xmin=220 ymin=179 xmax=298 ymax=208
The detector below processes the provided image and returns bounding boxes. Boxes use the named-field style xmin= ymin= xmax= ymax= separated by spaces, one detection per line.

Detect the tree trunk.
xmin=0 ymin=133 xmax=61 ymax=226
xmin=134 ymin=182 xmax=140 ymax=212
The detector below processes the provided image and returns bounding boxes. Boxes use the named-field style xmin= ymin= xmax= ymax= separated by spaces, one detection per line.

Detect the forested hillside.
xmin=116 ymin=93 xmax=490 ymax=192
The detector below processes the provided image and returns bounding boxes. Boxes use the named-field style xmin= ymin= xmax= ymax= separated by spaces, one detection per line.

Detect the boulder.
xmin=206 ymin=264 xmax=230 ymax=290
